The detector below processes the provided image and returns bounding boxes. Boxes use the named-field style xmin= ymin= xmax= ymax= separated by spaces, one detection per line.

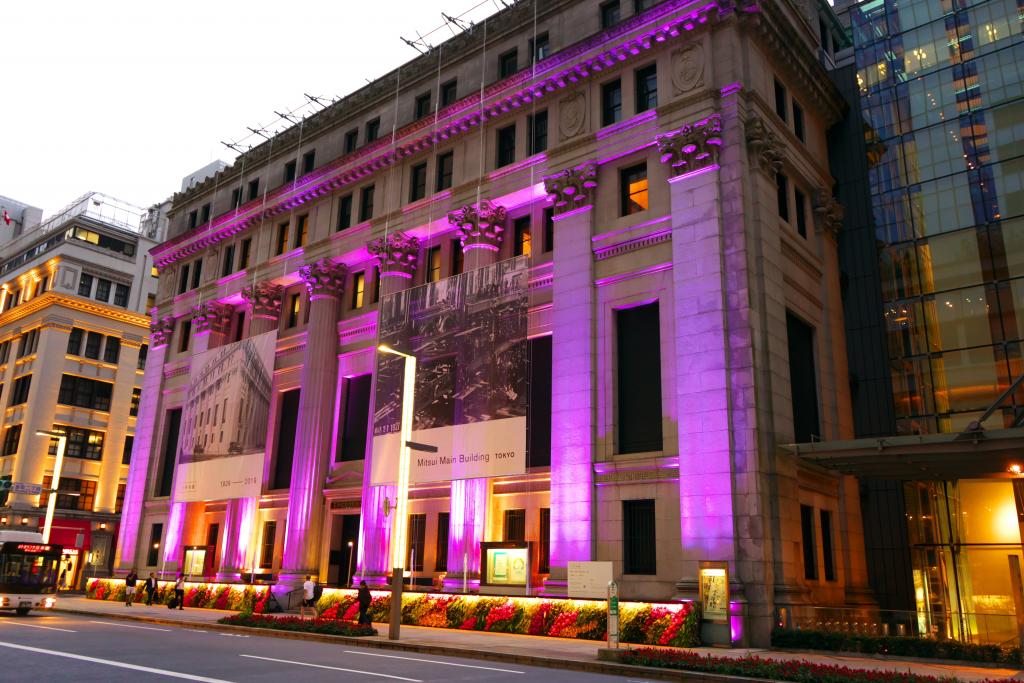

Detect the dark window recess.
xmin=787 ymin=311 xmax=820 ymax=443
xmin=294 ymin=214 xmax=308 ymax=248
xmin=239 ymin=239 xmax=252 ymax=269
xmin=302 ymin=150 xmax=316 ymax=174
xmin=95 ymin=278 xmax=111 ymax=302
xmin=514 ymin=216 xmax=531 ymax=257
xmin=435 ymin=512 xmax=450 ymax=572
xmin=178 ymin=320 xmax=191 ymax=353
xmin=365 ymin=118 xmax=380 ymax=143
xmin=620 ymin=163 xmax=649 ymax=216
xmin=230 ymin=187 xmax=242 ymax=209
xmin=450 ymin=240 xmax=464 ymax=276
xmin=617 ymin=303 xmax=663 ymax=453
xmin=774 ymin=78 xmax=787 ymax=121
xmin=600 ymin=1 xmax=620 ymax=28
xmin=623 ymin=499 xmax=656 ymax=574
xmin=1 ymin=425 xmax=21 ymax=456
xmin=529 ymin=32 xmax=549 ymax=62
xmin=146 ymin=523 xmax=163 ymax=566
xmin=78 ymin=272 xmax=94 ymax=297
xmin=275 ymin=222 xmax=289 ymax=255
xmin=440 ymin=80 xmax=457 ymax=107
xmin=407 ymin=514 xmax=426 ymax=572
xmin=58 ymin=374 xmax=114 ymax=411
xmin=130 ymin=387 xmax=141 ymax=416
xmin=538 ymin=508 xmax=551 ymax=573
xmin=344 ymin=129 xmax=359 ymax=154
xmin=207 ymin=523 xmax=220 ymax=551
xmin=232 ymin=311 xmax=245 ymax=343
xmin=436 ymin=152 xmax=454 ymax=191
xmin=527 ymin=111 xmax=548 ymax=155
xmin=103 ymin=336 xmax=121 ymax=364
xmin=177 ymin=265 xmax=189 ymax=294
xmin=155 ymin=408 xmax=181 ymax=497
xmin=634 ymin=0 xmax=656 ymax=12
xmin=16 ymin=329 xmax=38 ymax=358
xmin=222 ymin=244 xmax=236 ymax=278
xmin=284 ymin=160 xmax=297 ymax=183
xmin=248 ymin=179 xmax=260 ymax=201
xmin=273 ymin=389 xmax=301 ymax=489
xmin=260 ymin=520 xmax=277 ymax=569
xmin=635 ymin=63 xmax=658 ymax=112
xmin=372 ymin=267 xmax=381 ymax=304
xmin=84 ymin=332 xmax=103 ymax=360
xmin=337 ymin=194 xmax=353 ymax=231
xmin=0 ymin=475 xmax=9 ymax=505
xmin=543 ymin=207 xmax=554 ymax=253
xmin=777 ymin=173 xmax=789 ymax=222
xmin=793 ymin=102 xmax=805 ymax=142
xmin=137 ymin=344 xmax=148 ymax=371
xmin=122 ymin=434 xmax=134 ymax=465
xmin=49 ymin=425 xmax=104 ymax=460
xmin=801 ymin=504 xmax=817 ymax=579
xmin=415 ymin=92 xmax=432 ymax=120
xmin=39 ymin=476 xmax=96 ymax=512
xmin=200 ymin=204 xmax=211 ymax=224
xmin=426 ymin=246 xmax=442 ymax=283
xmin=821 ymin=509 xmax=836 ymax=581
xmin=188 ymin=211 xmax=198 ymax=230
xmin=192 ymin=259 xmax=204 ymax=289
xmin=114 ymin=283 xmax=130 ymax=307
xmin=115 ymin=483 xmax=126 ymax=513
xmin=286 ymin=293 xmax=300 ymax=328
xmin=338 ymin=375 xmax=372 ymax=462
xmin=795 ymin=188 xmax=807 ymax=238
xmin=602 ymin=79 xmax=622 ymax=126
xmin=10 ymin=375 xmax=31 ymax=406
xmin=499 ymin=49 xmax=518 ymax=78
xmin=410 ymin=163 xmax=428 ymax=202
xmin=497 ymin=124 xmax=516 ymax=168
xmin=359 ymin=186 xmax=375 ymax=222
xmin=503 ymin=509 xmax=526 ymax=542
xmin=67 ymin=328 xmax=84 ymax=355
xmin=527 ymin=336 xmax=552 ymax=467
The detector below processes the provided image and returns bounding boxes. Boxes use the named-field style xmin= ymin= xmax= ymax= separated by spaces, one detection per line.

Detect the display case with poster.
xmin=480 ymin=541 xmax=530 ymax=595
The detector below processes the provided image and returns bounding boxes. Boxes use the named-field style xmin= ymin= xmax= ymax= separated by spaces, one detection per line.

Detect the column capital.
xmin=543 ymin=162 xmax=598 ymax=216
xmin=368 ymin=231 xmax=420 ymax=279
xmin=191 ymin=301 xmax=233 ymax=336
xmin=300 ymin=259 xmax=348 ymax=300
xmin=814 ymin=189 xmax=844 ymax=237
xmin=656 ymin=113 xmax=723 ymax=178
xmin=745 ymin=115 xmax=784 ymax=175
xmin=449 ymin=200 xmax=506 ymax=253
xmin=241 ymin=281 xmax=283 ymax=319
xmin=149 ymin=315 xmax=176 ymax=348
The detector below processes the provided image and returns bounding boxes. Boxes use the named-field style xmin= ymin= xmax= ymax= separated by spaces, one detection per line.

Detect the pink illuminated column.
xmin=219 ymin=282 xmax=282 ymax=578
xmin=543 ymin=162 xmax=599 ymax=590
xmin=115 ymin=315 xmax=176 ymax=572
xmin=357 ymin=232 xmax=420 ymax=584
xmin=443 ymin=200 xmax=507 ymax=588
xmin=163 ymin=302 xmax=233 ymax=571
xmin=279 ymin=259 xmax=347 ymax=582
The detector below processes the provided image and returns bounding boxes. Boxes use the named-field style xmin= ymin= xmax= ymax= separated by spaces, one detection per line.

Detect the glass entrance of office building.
xmin=906 ymin=479 xmax=1024 ymax=645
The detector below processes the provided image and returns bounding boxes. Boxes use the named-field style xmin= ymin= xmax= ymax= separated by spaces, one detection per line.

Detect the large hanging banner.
xmin=173 ymin=331 xmax=276 ymax=502
xmin=371 ymin=255 xmax=528 ymax=485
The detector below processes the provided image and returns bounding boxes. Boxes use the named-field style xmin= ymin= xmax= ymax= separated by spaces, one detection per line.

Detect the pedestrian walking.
xmin=145 ymin=572 xmax=157 ymax=605
xmin=357 ymin=580 xmax=372 ymax=625
xmin=174 ymin=573 xmax=185 ymax=610
xmin=124 ymin=569 xmax=138 ymax=607
xmin=300 ymin=575 xmax=316 ymax=619
xmin=58 ymin=568 xmax=67 ymax=592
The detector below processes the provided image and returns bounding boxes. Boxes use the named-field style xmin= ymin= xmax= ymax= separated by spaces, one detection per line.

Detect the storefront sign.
xmin=61 ymin=547 xmax=79 ymax=556
xmin=481 ymin=542 xmax=529 ymax=587
xmin=568 ymin=561 xmax=613 ymax=599
xmin=699 ymin=562 xmax=729 ymax=623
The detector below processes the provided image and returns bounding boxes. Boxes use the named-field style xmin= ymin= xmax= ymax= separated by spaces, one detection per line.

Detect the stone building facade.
xmin=117 ymin=0 xmax=869 ymax=644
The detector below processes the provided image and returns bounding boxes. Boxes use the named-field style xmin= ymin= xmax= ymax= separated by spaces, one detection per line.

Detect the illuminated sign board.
xmin=481 ymin=542 xmax=529 ymax=587
xmin=698 ymin=562 xmax=729 ymax=623
xmin=15 ymin=544 xmax=54 ymax=553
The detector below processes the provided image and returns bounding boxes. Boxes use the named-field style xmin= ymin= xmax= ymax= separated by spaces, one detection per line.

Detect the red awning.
xmin=41 ymin=518 xmax=92 ymax=549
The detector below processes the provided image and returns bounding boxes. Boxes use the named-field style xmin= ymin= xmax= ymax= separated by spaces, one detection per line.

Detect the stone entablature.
xmin=241 ymin=282 xmax=283 ymax=319
xmin=656 ymin=114 xmax=723 ymax=176
xmin=544 ymin=163 xmax=598 ymax=215
xmin=367 ymin=232 xmax=420 ymax=279
xmin=300 ymin=259 xmax=348 ymax=300
xmin=449 ymin=201 xmax=507 ymax=253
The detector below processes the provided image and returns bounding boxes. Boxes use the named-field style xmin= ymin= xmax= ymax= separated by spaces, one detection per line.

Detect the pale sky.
xmin=2 ymin=0 xmax=502 ymax=217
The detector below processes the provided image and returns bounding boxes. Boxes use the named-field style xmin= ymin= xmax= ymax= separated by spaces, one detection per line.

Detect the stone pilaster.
xmin=544 ymin=163 xmax=597 ymax=216
xmin=448 ymin=200 xmax=506 ymax=272
xmin=367 ymin=231 xmax=420 ymax=292
xmin=279 ymin=259 xmax=347 ymax=581
xmin=656 ymin=114 xmax=723 ymax=176
xmin=242 ymin=282 xmax=284 ymax=329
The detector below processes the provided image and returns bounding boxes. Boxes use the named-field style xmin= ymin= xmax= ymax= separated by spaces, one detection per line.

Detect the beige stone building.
xmin=117 ymin=0 xmax=868 ymax=645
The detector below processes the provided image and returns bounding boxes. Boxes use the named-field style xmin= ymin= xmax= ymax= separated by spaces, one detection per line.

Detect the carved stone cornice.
xmin=814 ymin=189 xmax=844 ymax=237
xmin=241 ymin=282 xmax=283 ymax=319
xmin=191 ymin=302 xmax=233 ymax=335
xmin=745 ymin=116 xmax=784 ymax=175
xmin=543 ymin=163 xmax=598 ymax=215
xmin=150 ymin=315 xmax=176 ymax=347
xmin=367 ymin=231 xmax=420 ymax=279
xmin=656 ymin=114 xmax=723 ymax=176
xmin=449 ymin=200 xmax=507 ymax=252
xmin=300 ymin=259 xmax=348 ymax=299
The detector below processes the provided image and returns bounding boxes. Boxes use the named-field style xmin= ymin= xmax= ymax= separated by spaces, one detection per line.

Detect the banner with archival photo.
xmin=371 ymin=255 xmax=528 ymax=485
xmin=173 ymin=331 xmax=276 ymax=502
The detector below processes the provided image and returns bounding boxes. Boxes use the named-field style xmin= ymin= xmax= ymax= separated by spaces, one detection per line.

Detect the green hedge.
xmin=772 ymin=628 xmax=1021 ymax=665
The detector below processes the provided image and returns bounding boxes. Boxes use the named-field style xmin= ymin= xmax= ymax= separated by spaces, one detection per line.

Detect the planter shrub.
xmin=772 ymin=628 xmax=1021 ymax=666
xmin=87 ymin=578 xmax=268 ymax=613
xmin=220 ymin=613 xmax=376 ymax=637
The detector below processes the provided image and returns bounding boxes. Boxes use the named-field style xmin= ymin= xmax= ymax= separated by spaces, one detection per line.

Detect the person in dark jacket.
xmin=357 ymin=581 xmax=372 ymax=625
xmin=124 ymin=569 xmax=138 ymax=607
xmin=144 ymin=573 xmax=157 ymax=605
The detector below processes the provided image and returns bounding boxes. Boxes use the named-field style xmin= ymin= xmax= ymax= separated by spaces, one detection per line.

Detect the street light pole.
xmin=346 ymin=541 xmax=355 ymax=588
xmin=37 ymin=430 xmax=67 ymax=545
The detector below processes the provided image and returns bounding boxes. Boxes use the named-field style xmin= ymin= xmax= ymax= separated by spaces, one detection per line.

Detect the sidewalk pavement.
xmin=53 ymin=596 xmax=1024 ymax=681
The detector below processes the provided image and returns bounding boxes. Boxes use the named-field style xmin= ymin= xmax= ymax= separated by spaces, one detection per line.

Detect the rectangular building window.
xmin=114 ymin=284 xmax=130 ymax=307
xmin=407 ymin=513 xmax=426 ymax=572
xmin=529 ymin=32 xmax=549 ymax=62
xmin=539 ymin=508 xmax=551 ymax=573
xmin=248 ymin=179 xmax=260 ymax=201
xmin=178 ymin=320 xmax=191 ymax=353
xmin=774 ymin=78 xmax=787 ymax=121
xmin=260 ymin=521 xmax=277 ymax=569
xmin=635 ymin=63 xmax=658 ymax=112
xmin=436 ymin=152 xmax=454 ymax=191
xmin=410 ymin=163 xmax=427 ymax=202
xmin=623 ymin=499 xmax=656 ymax=574
xmin=801 ymin=504 xmax=817 ymax=579
xmin=793 ymin=101 xmax=805 ymax=142
xmin=503 ymin=509 xmax=526 ymax=542
xmin=146 ymin=523 xmax=163 ymax=567
xmin=67 ymin=328 xmax=84 ymax=356
xmin=302 ymin=149 xmax=316 ymax=174
xmin=514 ymin=216 xmax=531 ymax=257
xmin=365 ymin=118 xmax=380 ymax=143
xmin=230 ymin=186 xmax=242 ymax=209
xmin=84 ymin=332 xmax=103 ymax=360
xmin=137 ymin=344 xmax=148 ymax=371
xmin=156 ymin=408 xmax=181 ymax=497
xmin=527 ymin=110 xmax=548 ymax=155
xmin=49 ymin=425 xmax=104 ymax=460
xmin=284 ymin=160 xmax=297 ymax=183
xmin=499 ymin=49 xmax=518 ymax=78
xmin=372 ymin=267 xmax=381 ymax=304
xmin=426 ymin=246 xmax=442 ymax=283
xmin=528 ymin=335 xmax=552 ymax=467
xmin=440 ymin=79 xmax=457 ymax=107
xmin=115 ymin=483 xmax=126 ymax=513
xmin=543 ymin=207 xmax=554 ymax=253
xmin=187 ymin=211 xmax=198 ymax=230
xmin=177 ymin=265 xmax=189 ymax=295
xmin=786 ymin=311 xmax=820 ymax=443
xmin=634 ymin=0 xmax=655 ymax=12
xmin=275 ymin=222 xmax=290 ymax=255
xmin=40 ymin=476 xmax=96 ymax=512
xmin=221 ymin=244 xmax=236 ymax=278
xmin=414 ymin=92 xmax=432 ymax=120
xmin=337 ymin=194 xmax=353 ymax=230
xmin=777 ymin=173 xmax=789 ymax=222
xmin=57 ymin=374 xmax=114 ymax=411
xmin=351 ymin=272 xmax=365 ymax=309
xmin=287 ymin=293 xmax=301 ymax=328
xmin=794 ymin=188 xmax=807 ymax=238
xmin=103 ymin=337 xmax=121 ymax=364
xmin=191 ymin=259 xmax=203 ymax=290
xmin=601 ymin=0 xmax=620 ymax=28
xmin=200 ymin=204 xmax=210 ymax=224
xmin=450 ymin=240 xmax=464 ymax=276
xmin=344 ymin=129 xmax=359 ymax=154
xmin=10 ymin=375 xmax=31 ymax=406
xmin=359 ymin=186 xmax=375 ymax=222
xmin=239 ymin=239 xmax=252 ymax=269
xmin=617 ymin=302 xmax=662 ymax=453
xmin=435 ymin=512 xmax=450 ymax=572
xmin=1 ymin=425 xmax=22 ymax=456
xmin=496 ymin=124 xmax=516 ymax=168
xmin=122 ymin=434 xmax=134 ymax=465
xmin=17 ymin=329 xmax=38 ymax=358
xmin=232 ymin=311 xmax=245 ymax=343
xmin=273 ymin=389 xmax=301 ymax=489
xmin=821 ymin=509 xmax=836 ymax=581
xmin=602 ymin=79 xmax=622 ymax=126
xmin=0 ymin=340 xmax=10 ymax=364
xmin=620 ymin=163 xmax=648 ymax=215
xmin=95 ymin=278 xmax=111 ymax=302
xmin=338 ymin=374 xmax=372 ymax=462
xmin=294 ymin=215 xmax=308 ymax=248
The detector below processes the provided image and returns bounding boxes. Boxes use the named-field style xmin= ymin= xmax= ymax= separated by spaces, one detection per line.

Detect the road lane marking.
xmin=0 ymin=640 xmax=232 ymax=682
xmin=89 ymin=620 xmax=172 ymax=632
xmin=0 ymin=620 xmax=76 ymax=632
xmin=343 ymin=649 xmax=525 ymax=674
xmin=239 ymin=654 xmax=421 ymax=681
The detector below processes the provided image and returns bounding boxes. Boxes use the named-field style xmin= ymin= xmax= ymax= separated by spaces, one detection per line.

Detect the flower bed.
xmin=772 ymin=628 xmax=1022 ymax=666
xmin=620 ymin=648 xmax=1017 ymax=683
xmin=316 ymin=589 xmax=698 ymax=647
xmin=86 ymin=578 xmax=270 ymax=613
xmin=219 ymin=613 xmax=376 ymax=637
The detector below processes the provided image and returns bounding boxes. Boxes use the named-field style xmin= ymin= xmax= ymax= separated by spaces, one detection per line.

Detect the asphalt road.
xmin=0 ymin=612 xmax=638 ymax=682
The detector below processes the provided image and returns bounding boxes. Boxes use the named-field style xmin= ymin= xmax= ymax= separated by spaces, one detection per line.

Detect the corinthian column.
xmin=357 ymin=232 xmax=419 ymax=584
xmin=219 ymin=282 xmax=282 ymax=579
xmin=279 ymin=260 xmax=347 ymax=581
xmin=443 ymin=200 xmax=506 ymax=590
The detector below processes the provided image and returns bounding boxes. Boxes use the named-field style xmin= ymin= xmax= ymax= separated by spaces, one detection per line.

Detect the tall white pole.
xmin=41 ymin=435 xmax=67 ymax=544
